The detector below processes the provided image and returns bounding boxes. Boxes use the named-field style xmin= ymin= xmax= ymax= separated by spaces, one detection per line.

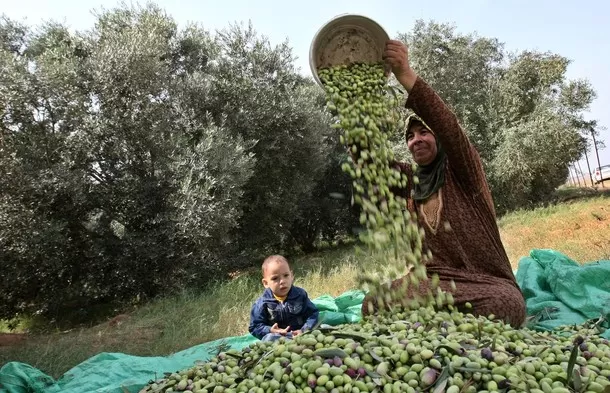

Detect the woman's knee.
xmin=504 ymin=283 xmax=527 ymax=327
xmin=469 ymin=281 xmax=526 ymax=328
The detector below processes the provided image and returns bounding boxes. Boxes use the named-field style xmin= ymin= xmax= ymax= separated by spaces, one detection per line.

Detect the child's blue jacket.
xmin=248 ymin=286 xmax=319 ymax=339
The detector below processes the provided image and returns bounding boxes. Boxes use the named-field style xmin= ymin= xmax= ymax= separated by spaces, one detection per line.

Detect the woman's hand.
xmin=383 ymin=40 xmax=417 ymax=92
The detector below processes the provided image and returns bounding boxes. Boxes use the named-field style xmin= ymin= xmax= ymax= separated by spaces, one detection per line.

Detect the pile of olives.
xmin=139 ymin=305 xmax=610 ymax=393
xmin=139 ymin=62 xmax=610 ymax=393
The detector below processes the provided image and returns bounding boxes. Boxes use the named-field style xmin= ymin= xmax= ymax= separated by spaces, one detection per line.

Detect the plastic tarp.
xmin=0 ymin=290 xmax=365 ymax=393
xmin=2 ymin=250 xmax=610 ymax=393
xmin=515 ymin=248 xmax=610 ymax=337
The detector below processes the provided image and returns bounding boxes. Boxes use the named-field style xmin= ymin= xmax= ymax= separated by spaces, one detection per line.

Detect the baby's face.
xmin=262 ymin=260 xmax=294 ymax=297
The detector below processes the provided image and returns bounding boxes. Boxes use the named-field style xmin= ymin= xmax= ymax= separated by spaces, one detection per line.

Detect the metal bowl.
xmin=309 ymin=13 xmax=390 ymax=88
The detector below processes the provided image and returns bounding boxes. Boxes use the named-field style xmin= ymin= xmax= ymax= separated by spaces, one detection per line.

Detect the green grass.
xmin=0 ymin=246 xmax=370 ymax=378
xmin=1 ymin=191 xmax=610 ymax=379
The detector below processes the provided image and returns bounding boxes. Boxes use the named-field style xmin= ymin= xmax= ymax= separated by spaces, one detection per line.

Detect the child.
xmin=248 ymin=255 xmax=319 ymax=341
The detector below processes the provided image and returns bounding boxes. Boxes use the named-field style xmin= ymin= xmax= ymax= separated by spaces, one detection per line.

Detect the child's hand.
xmin=270 ymin=323 xmax=290 ymax=335
xmin=291 ymin=329 xmax=302 ymax=336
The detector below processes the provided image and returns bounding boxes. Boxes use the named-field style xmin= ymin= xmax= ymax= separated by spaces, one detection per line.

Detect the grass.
xmin=499 ymin=191 xmax=610 ymax=266
xmin=0 ymin=246 xmax=368 ymax=378
xmin=1 ymin=190 xmax=609 ymax=379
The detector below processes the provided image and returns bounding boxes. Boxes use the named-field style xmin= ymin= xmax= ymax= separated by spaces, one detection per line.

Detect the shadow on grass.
xmin=553 ymin=187 xmax=610 ymax=204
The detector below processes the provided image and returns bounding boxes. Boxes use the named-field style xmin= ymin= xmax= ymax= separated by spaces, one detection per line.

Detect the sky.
xmin=2 ymin=0 xmax=610 ymax=173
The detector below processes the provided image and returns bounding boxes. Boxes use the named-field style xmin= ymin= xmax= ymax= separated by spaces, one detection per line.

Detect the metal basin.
xmin=309 ymin=13 xmax=390 ymax=88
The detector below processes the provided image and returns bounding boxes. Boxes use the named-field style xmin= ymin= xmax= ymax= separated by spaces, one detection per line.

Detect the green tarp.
xmin=516 ymin=248 xmax=610 ymax=337
xmin=0 ymin=291 xmax=366 ymax=393
xmin=2 ymin=249 xmax=610 ymax=393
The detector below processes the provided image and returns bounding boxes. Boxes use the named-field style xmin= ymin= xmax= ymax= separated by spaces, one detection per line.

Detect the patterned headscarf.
xmin=405 ymin=114 xmax=447 ymax=201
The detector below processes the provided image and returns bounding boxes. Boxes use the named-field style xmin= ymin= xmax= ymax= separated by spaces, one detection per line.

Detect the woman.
xmin=361 ymin=40 xmax=526 ymax=327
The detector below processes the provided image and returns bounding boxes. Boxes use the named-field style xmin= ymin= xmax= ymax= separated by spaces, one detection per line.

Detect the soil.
xmin=0 ymin=333 xmax=28 ymax=347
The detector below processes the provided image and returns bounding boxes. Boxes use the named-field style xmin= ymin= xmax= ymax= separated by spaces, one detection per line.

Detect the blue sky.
xmin=3 ymin=0 xmax=610 ymax=171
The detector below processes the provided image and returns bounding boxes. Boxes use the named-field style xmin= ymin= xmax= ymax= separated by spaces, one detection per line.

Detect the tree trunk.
xmin=583 ymin=144 xmax=594 ymax=187
xmin=591 ymin=130 xmax=605 ymax=187
xmin=568 ymin=166 xmax=577 ymax=186
xmin=576 ymin=160 xmax=586 ymax=187
xmin=572 ymin=165 xmax=582 ymax=187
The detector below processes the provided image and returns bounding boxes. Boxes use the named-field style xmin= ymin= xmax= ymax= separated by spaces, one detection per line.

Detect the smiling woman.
xmin=360 ymin=40 xmax=527 ymax=328
xmin=405 ymin=116 xmax=439 ymax=166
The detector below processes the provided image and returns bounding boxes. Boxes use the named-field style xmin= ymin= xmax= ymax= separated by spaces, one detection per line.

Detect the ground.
xmin=1 ymin=187 xmax=609 ymax=379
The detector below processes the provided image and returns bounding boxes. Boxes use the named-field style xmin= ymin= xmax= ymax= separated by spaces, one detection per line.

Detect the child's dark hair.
xmin=261 ymin=255 xmax=289 ymax=276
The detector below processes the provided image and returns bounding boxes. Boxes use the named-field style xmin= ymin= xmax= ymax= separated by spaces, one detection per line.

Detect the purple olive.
xmin=358 ymin=367 xmax=366 ymax=377
xmin=497 ymin=379 xmax=510 ymax=389
xmin=583 ymin=351 xmax=592 ymax=360
xmin=333 ymin=357 xmax=343 ymax=367
xmin=307 ymin=375 xmax=317 ymax=389
xmin=579 ymin=343 xmax=588 ymax=352
xmin=481 ymin=348 xmax=493 ymax=361
xmin=345 ymin=368 xmax=357 ymax=378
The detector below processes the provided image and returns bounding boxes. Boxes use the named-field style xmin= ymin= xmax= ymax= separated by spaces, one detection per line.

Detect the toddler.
xmin=248 ymin=255 xmax=319 ymax=341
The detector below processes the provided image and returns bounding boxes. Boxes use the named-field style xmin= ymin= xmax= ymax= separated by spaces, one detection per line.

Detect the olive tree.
xmin=0 ymin=4 xmax=339 ymax=320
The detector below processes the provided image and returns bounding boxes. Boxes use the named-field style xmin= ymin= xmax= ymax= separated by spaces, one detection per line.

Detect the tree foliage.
xmin=0 ymin=11 xmax=603 ymax=321
xmin=398 ymin=20 xmax=598 ymax=212
xmin=0 ymin=4 xmax=346 ymax=320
